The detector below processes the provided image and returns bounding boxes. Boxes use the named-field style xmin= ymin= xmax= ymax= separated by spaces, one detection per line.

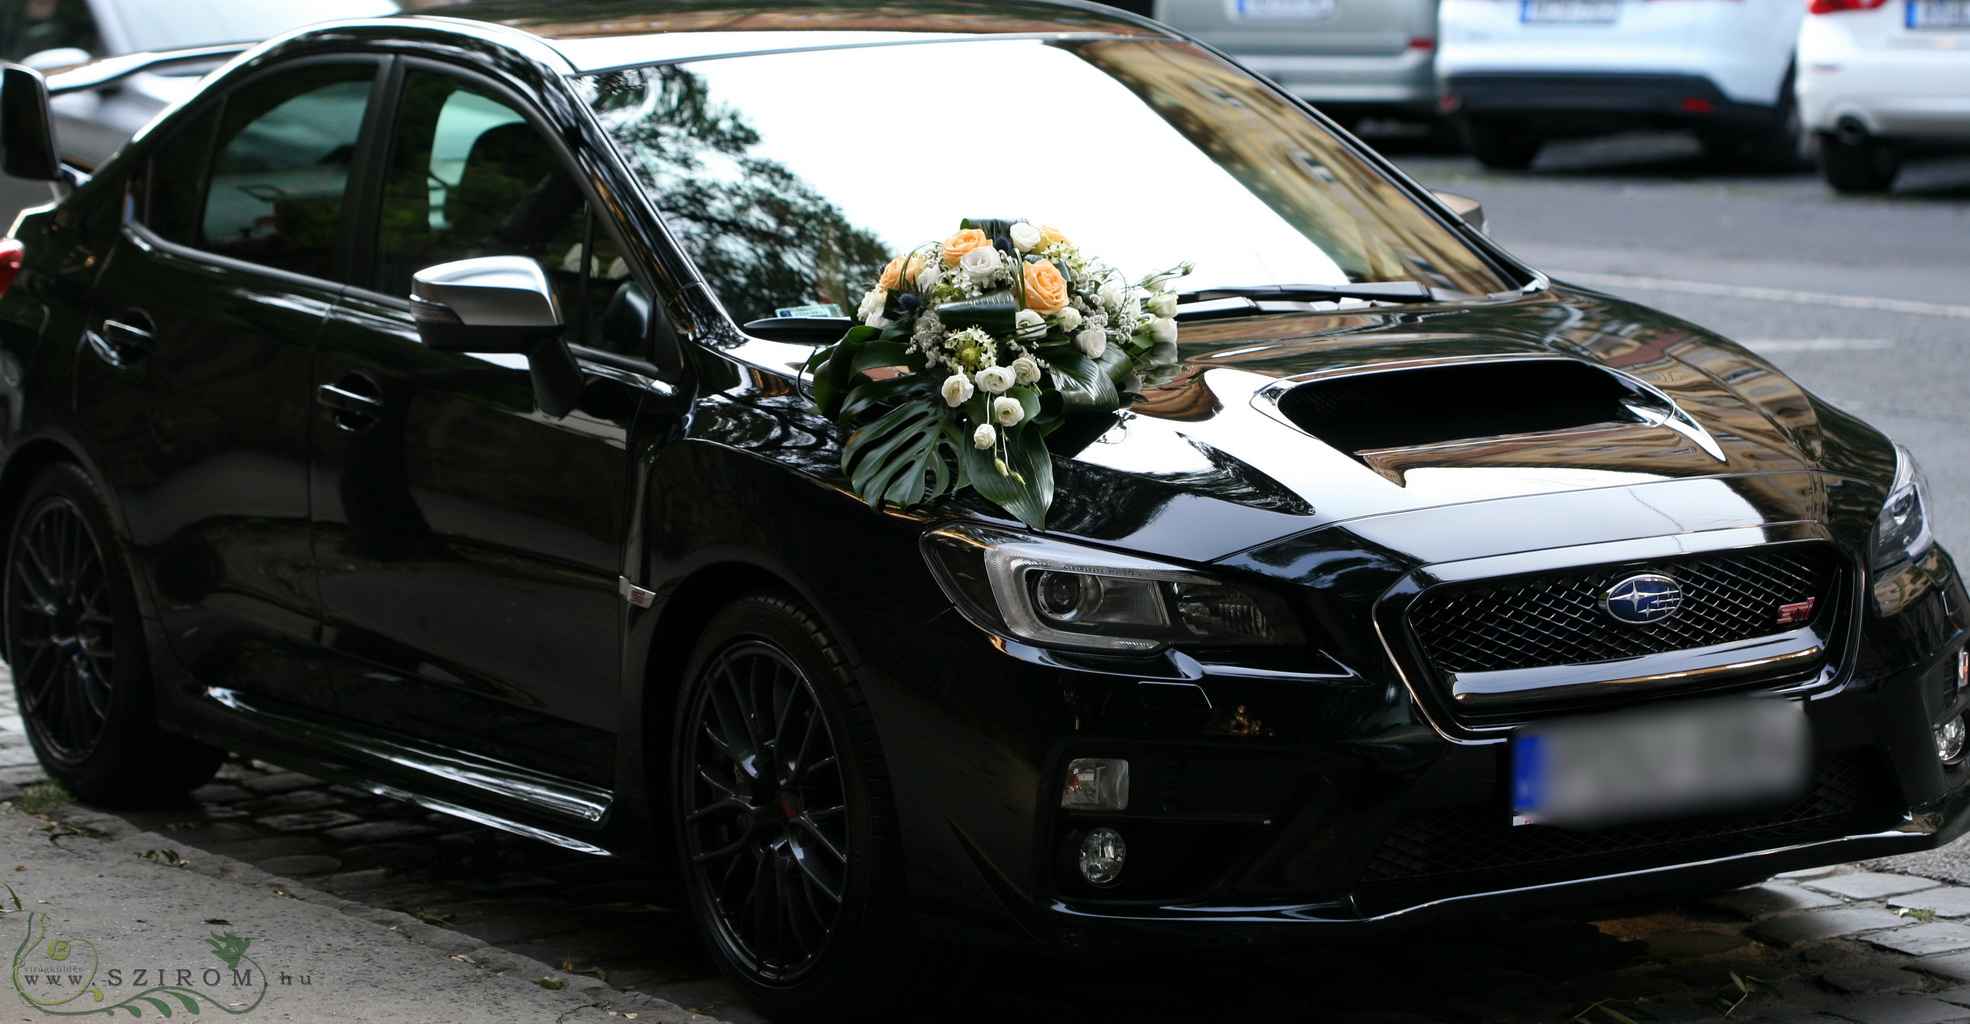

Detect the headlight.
xmin=1872 ymin=445 xmax=1936 ymax=574
xmin=921 ymin=524 xmax=1303 ymax=653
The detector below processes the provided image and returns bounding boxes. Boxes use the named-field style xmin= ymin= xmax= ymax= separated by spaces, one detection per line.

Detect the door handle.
xmin=85 ymin=310 xmax=155 ymax=367
xmin=317 ymin=376 xmax=384 ymax=430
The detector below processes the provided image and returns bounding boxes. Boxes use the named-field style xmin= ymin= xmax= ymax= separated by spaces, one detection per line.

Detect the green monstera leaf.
xmin=841 ymin=399 xmax=965 ymax=513
xmin=957 ymin=422 xmax=1054 ymax=531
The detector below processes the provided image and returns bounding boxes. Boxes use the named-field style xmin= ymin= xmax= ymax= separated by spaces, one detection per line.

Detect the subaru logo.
xmin=1602 ymin=573 xmax=1684 ymax=625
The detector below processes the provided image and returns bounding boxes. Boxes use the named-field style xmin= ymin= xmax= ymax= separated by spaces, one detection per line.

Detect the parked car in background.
xmin=1438 ymin=0 xmax=1806 ymax=169
xmin=1152 ymin=0 xmax=1444 ymax=131
xmin=0 ymin=0 xmax=405 ymax=168
xmin=1798 ymin=0 xmax=1970 ymax=193
xmin=5 ymin=2 xmax=1970 ymax=1021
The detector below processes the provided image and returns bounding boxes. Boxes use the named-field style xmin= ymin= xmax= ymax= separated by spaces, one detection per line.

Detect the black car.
xmin=1 ymin=2 xmax=1966 ymax=1020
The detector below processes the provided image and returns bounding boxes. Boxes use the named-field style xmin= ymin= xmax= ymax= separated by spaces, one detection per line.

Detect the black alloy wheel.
xmin=674 ymin=594 xmax=926 ymax=1022
xmin=4 ymin=465 xmax=223 ymax=805
xmin=8 ymin=488 xmax=116 ymax=764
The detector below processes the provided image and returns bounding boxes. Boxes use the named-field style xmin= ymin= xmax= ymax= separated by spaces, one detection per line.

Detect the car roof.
xmin=394 ymin=0 xmax=1175 ymax=73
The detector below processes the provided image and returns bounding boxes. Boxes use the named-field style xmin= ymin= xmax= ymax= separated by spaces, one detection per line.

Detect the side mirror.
xmin=411 ymin=256 xmax=582 ymax=418
xmin=1431 ymin=190 xmax=1487 ymax=235
xmin=2 ymin=64 xmax=63 ymax=182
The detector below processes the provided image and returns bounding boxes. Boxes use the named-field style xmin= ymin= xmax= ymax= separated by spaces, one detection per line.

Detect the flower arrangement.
xmin=806 ymin=218 xmax=1187 ymax=529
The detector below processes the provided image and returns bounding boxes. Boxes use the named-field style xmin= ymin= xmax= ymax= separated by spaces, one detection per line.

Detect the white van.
xmin=1437 ymin=0 xmax=1805 ymax=169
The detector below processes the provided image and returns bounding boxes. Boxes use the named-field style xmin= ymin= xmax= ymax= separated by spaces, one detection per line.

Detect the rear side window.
xmin=188 ymin=63 xmax=376 ymax=280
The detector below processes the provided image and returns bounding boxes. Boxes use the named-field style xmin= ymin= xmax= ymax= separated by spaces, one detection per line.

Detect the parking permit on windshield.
xmin=1512 ymin=699 xmax=1812 ymax=830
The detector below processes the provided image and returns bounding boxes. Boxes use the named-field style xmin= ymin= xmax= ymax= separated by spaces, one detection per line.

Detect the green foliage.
xmin=537 ymin=976 xmax=567 ymax=990
xmin=842 ymin=398 xmax=964 ymax=514
xmin=17 ymin=782 xmax=69 ymax=815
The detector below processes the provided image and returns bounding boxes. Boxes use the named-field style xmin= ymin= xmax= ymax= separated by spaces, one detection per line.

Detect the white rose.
xmin=993 ymin=396 xmax=1024 ymax=427
xmin=975 ymin=365 xmax=1015 ymax=394
xmin=1148 ymin=291 xmax=1178 ymax=318
xmin=1009 ymin=222 xmax=1043 ymax=253
xmin=1053 ymin=306 xmax=1082 ymax=331
xmin=941 ymin=373 xmax=974 ymax=408
xmin=1012 ymin=356 xmax=1041 ymax=385
xmin=1076 ymin=326 xmax=1107 ymax=359
xmin=858 ymin=286 xmax=888 ymax=327
xmin=959 ymin=246 xmax=1001 ymax=282
xmin=1150 ymin=316 xmax=1178 ymax=344
xmin=1014 ymin=309 xmax=1046 ymax=339
xmin=972 ymin=423 xmax=997 ymax=450
xmin=1099 ymin=280 xmax=1127 ymax=310
xmin=915 ymin=266 xmax=942 ymax=292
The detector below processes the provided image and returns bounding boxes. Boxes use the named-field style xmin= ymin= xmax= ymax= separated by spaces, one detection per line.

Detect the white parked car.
xmin=1152 ymin=0 xmax=1444 ymax=130
xmin=1798 ymin=0 xmax=1970 ymax=192
xmin=1437 ymin=0 xmax=1806 ymax=169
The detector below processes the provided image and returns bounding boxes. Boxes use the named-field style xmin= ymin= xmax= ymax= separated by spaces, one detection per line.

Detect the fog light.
xmin=1079 ymin=827 xmax=1127 ymax=887
xmin=1061 ymin=757 xmax=1129 ymax=810
xmin=1937 ymin=716 xmax=1967 ymax=767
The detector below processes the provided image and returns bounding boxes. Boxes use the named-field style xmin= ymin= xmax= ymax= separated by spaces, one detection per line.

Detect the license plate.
xmin=1909 ymin=0 xmax=1970 ymax=28
xmin=1520 ymin=0 xmax=1620 ymax=23
xmin=1237 ymin=0 xmax=1338 ymax=19
xmin=1511 ymin=699 xmax=1810 ymax=829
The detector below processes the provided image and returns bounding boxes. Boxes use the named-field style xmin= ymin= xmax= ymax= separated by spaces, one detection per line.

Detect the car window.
xmin=581 ymin=37 xmax=1509 ymax=326
xmin=192 ymin=63 xmax=375 ymax=280
xmin=375 ymin=69 xmax=634 ymax=355
xmin=0 ymin=0 xmax=103 ymax=62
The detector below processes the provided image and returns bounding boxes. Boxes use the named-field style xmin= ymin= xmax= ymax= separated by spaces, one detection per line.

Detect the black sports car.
xmin=1 ymin=2 xmax=1965 ymax=1020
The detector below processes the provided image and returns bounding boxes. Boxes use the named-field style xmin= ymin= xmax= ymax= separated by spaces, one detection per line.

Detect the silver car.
xmin=0 ymin=0 xmax=404 ymax=167
xmin=1152 ymin=0 xmax=1442 ymax=128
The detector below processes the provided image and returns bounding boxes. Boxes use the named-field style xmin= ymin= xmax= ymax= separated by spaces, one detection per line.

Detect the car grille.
xmin=1355 ymin=748 xmax=1888 ymax=914
xmin=1407 ymin=545 xmax=1841 ymax=675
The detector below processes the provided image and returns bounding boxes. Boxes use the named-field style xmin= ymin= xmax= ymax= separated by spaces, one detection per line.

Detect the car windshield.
xmin=578 ymin=37 xmax=1510 ymax=327
xmin=111 ymin=0 xmax=404 ymax=52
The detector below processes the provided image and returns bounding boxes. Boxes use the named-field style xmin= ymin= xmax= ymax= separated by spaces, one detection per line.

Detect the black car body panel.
xmin=1 ymin=0 xmax=1965 ymax=988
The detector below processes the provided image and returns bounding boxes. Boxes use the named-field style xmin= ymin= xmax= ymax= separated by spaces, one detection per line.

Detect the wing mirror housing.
xmin=1431 ymin=190 xmax=1487 ymax=235
xmin=3 ymin=64 xmax=66 ymax=183
xmin=411 ymin=256 xmax=582 ymax=418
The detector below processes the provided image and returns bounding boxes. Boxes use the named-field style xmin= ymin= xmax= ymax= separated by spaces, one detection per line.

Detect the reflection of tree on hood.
xmin=587 ymin=67 xmax=889 ymax=323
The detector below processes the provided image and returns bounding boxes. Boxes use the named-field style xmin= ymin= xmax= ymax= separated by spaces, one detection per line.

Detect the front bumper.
xmin=863 ymin=541 xmax=1970 ymax=951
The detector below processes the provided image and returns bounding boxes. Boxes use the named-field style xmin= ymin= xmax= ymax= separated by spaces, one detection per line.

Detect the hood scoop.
xmin=1273 ymin=358 xmax=1725 ymax=485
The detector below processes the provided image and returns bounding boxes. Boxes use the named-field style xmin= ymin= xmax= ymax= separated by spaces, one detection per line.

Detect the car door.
xmin=75 ymin=57 xmax=383 ymax=708
xmin=307 ymin=60 xmax=651 ymax=791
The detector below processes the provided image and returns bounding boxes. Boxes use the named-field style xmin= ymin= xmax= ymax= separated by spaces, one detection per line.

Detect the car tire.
xmin=1701 ymin=77 xmax=1807 ymax=173
xmin=1462 ymin=117 xmax=1542 ymax=171
xmin=1817 ymin=131 xmax=1902 ymax=194
xmin=3 ymin=464 xmax=224 ymax=806
xmin=672 ymin=593 xmax=929 ymax=1022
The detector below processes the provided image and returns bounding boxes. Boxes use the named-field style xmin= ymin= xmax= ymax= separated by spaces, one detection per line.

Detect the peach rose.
xmin=1040 ymin=224 xmax=1070 ymax=246
xmin=942 ymin=228 xmax=991 ymax=267
xmin=878 ymin=254 xmax=924 ymax=291
xmin=1023 ymin=259 xmax=1070 ymax=314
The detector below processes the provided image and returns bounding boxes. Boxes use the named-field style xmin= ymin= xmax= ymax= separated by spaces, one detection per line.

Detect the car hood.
xmin=1035 ymin=286 xmax=1880 ymax=564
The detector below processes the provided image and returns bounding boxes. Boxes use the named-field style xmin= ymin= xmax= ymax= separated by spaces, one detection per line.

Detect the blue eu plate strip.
xmin=1512 ymin=734 xmax=1543 ymax=813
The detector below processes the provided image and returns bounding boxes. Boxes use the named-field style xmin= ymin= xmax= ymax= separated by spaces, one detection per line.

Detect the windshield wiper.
xmin=1176 ymin=282 xmax=1435 ymax=310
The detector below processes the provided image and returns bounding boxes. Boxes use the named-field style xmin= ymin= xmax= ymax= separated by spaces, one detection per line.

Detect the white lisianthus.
xmin=915 ymin=266 xmax=942 ymax=292
xmin=975 ymin=365 xmax=1015 ymax=394
xmin=1150 ymin=316 xmax=1178 ymax=344
xmin=958 ymin=246 xmax=1001 ymax=282
xmin=1009 ymin=222 xmax=1043 ymax=253
xmin=941 ymin=373 xmax=974 ymax=408
xmin=858 ymin=286 xmax=888 ymax=327
xmin=1099 ymin=280 xmax=1127 ymax=310
xmin=993 ymin=396 xmax=1024 ymax=427
xmin=1053 ymin=306 xmax=1082 ymax=331
xmin=1014 ymin=309 xmax=1046 ymax=339
xmin=1148 ymin=291 xmax=1178 ymax=318
xmin=972 ymin=423 xmax=997 ymax=450
xmin=1076 ymin=326 xmax=1107 ymax=358
xmin=1012 ymin=356 xmax=1041 ymax=385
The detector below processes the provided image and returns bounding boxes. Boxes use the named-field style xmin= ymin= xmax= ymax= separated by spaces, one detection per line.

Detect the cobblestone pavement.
xmin=11 ymin=664 xmax=1970 ymax=1024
